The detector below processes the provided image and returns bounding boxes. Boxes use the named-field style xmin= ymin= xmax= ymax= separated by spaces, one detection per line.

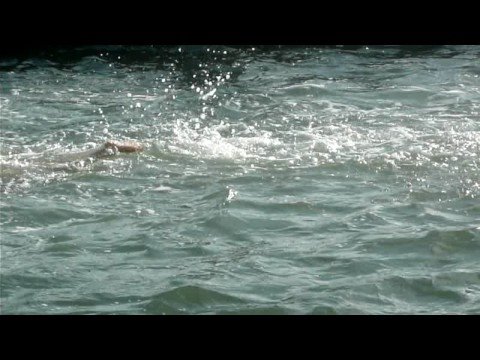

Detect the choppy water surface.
xmin=1 ymin=45 xmax=480 ymax=314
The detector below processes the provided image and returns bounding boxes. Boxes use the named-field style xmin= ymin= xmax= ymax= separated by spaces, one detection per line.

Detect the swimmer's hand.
xmin=104 ymin=140 xmax=143 ymax=153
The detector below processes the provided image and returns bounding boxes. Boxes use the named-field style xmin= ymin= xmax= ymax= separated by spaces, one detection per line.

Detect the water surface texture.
xmin=1 ymin=45 xmax=480 ymax=314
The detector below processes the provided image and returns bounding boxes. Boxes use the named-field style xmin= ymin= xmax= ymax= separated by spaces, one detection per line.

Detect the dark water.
xmin=1 ymin=45 xmax=479 ymax=314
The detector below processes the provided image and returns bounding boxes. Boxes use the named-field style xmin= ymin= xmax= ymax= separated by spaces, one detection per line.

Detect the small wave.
xmin=145 ymin=285 xmax=246 ymax=314
xmin=380 ymin=275 xmax=468 ymax=312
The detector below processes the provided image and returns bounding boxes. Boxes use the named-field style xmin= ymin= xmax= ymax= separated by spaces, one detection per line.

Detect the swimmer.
xmin=0 ymin=140 xmax=144 ymax=193
xmin=1 ymin=139 xmax=144 ymax=174
xmin=49 ymin=139 xmax=144 ymax=162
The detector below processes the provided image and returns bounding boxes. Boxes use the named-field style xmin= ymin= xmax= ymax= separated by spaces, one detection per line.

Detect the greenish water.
xmin=1 ymin=45 xmax=479 ymax=314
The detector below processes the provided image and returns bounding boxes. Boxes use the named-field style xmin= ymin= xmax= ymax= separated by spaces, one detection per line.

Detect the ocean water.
xmin=1 ymin=45 xmax=479 ymax=314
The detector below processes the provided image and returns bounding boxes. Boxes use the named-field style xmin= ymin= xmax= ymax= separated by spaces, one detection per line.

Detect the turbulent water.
xmin=1 ymin=45 xmax=479 ymax=314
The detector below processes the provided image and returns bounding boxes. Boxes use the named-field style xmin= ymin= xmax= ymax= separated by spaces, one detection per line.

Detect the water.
xmin=1 ymin=45 xmax=479 ymax=314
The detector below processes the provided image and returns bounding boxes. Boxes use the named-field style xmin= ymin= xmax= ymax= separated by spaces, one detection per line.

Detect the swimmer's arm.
xmin=88 ymin=140 xmax=144 ymax=158
xmin=55 ymin=141 xmax=144 ymax=161
xmin=103 ymin=140 xmax=143 ymax=153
